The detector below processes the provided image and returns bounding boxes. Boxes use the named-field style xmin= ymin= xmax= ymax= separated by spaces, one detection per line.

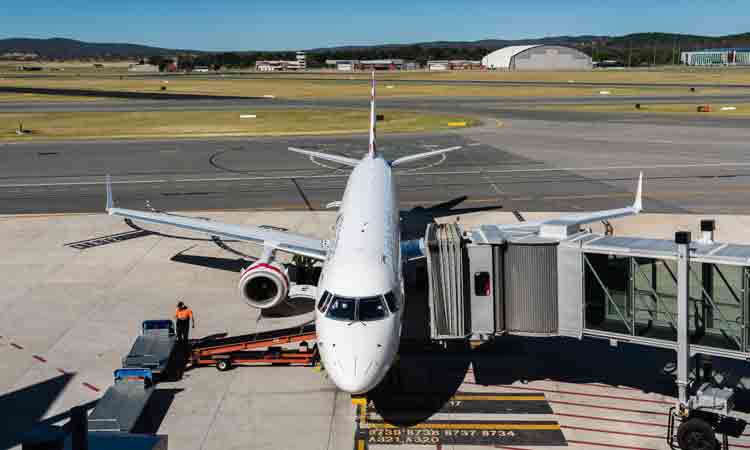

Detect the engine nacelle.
xmin=238 ymin=260 xmax=289 ymax=309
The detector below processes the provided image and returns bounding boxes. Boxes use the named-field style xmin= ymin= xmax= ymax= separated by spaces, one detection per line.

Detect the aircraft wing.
xmin=491 ymin=172 xmax=644 ymax=238
xmin=105 ymin=177 xmax=326 ymax=260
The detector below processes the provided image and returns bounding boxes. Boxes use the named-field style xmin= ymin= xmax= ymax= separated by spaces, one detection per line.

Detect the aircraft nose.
xmin=325 ymin=344 xmax=385 ymax=394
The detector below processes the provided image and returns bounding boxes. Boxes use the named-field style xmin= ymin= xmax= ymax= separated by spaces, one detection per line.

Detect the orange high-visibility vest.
xmin=175 ymin=308 xmax=193 ymax=321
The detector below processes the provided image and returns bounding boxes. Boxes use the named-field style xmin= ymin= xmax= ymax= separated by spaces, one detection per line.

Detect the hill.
xmin=2 ymin=33 xmax=750 ymax=66
xmin=0 ymin=38 xmax=197 ymax=59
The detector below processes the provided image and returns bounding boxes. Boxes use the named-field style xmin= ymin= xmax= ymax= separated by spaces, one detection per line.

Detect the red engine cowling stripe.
xmin=240 ymin=262 xmax=289 ymax=289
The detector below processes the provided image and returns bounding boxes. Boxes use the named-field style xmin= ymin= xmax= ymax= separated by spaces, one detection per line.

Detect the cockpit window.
xmin=317 ymin=291 xmax=332 ymax=312
xmin=324 ymin=294 xmax=390 ymax=321
xmin=358 ymin=296 xmax=387 ymax=321
xmin=383 ymin=291 xmax=399 ymax=312
xmin=326 ymin=297 xmax=356 ymax=321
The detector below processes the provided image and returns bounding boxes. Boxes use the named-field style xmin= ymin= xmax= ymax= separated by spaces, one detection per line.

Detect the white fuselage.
xmin=314 ymin=155 xmax=403 ymax=394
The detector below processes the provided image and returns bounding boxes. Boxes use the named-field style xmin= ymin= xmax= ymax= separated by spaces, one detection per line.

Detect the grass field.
xmin=6 ymin=64 xmax=750 ymax=85
xmin=0 ymin=92 xmax=105 ymax=102
xmin=0 ymin=109 xmax=478 ymax=140
xmin=534 ymin=102 xmax=750 ymax=117
xmin=0 ymin=76 xmax=727 ymax=100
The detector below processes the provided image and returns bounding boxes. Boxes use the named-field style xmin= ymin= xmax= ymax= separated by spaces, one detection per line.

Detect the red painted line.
xmin=467 ymin=370 xmax=641 ymax=393
xmin=729 ymin=443 xmax=750 ymax=449
xmin=467 ymin=382 xmax=673 ymax=405
xmin=557 ymin=412 xmax=666 ymax=428
xmin=32 ymin=355 xmax=47 ymax=363
xmin=82 ymin=382 xmax=100 ymax=393
xmin=549 ymin=399 xmax=668 ymax=416
xmin=566 ymin=439 xmax=659 ymax=450
xmin=10 ymin=342 xmax=23 ymax=349
xmin=495 ymin=446 xmax=538 ymax=450
xmin=562 ymin=424 xmax=661 ymax=439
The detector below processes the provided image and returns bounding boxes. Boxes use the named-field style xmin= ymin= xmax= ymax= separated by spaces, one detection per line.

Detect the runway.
xmin=2 ymin=117 xmax=750 ymax=215
xmin=4 ymin=93 xmax=750 ymax=127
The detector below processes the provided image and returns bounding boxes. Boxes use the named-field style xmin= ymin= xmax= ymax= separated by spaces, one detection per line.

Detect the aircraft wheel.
xmin=216 ymin=359 xmax=232 ymax=371
xmin=677 ymin=417 xmax=717 ymax=450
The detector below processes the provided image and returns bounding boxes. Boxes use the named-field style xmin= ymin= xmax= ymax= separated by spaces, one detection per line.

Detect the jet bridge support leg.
xmin=676 ymin=231 xmax=691 ymax=407
xmin=668 ymin=231 xmax=745 ymax=450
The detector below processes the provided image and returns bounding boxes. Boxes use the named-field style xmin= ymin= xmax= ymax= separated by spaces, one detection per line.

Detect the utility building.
xmin=482 ymin=45 xmax=592 ymax=71
xmin=681 ymin=49 xmax=750 ymax=66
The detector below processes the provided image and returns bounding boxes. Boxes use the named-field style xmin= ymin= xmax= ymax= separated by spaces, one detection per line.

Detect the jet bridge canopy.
xmin=574 ymin=235 xmax=750 ymax=358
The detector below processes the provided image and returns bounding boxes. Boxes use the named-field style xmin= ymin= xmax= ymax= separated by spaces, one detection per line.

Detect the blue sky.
xmin=2 ymin=0 xmax=748 ymax=50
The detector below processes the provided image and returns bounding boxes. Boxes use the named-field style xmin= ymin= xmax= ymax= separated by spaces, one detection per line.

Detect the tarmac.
xmin=3 ymin=211 xmax=750 ymax=450
xmin=3 ymin=117 xmax=750 ymax=215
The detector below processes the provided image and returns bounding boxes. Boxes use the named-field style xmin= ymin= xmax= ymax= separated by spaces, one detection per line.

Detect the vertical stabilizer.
xmin=368 ymin=70 xmax=377 ymax=158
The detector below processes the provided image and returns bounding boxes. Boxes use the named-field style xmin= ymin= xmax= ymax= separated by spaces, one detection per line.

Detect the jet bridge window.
xmin=474 ymin=272 xmax=491 ymax=296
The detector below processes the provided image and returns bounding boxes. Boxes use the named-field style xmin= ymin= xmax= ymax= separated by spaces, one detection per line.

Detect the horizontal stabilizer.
xmin=390 ymin=146 xmax=462 ymax=167
xmin=288 ymin=147 xmax=359 ymax=167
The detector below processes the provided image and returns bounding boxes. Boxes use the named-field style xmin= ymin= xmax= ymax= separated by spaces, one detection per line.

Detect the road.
xmin=2 ymin=117 xmax=750 ymax=215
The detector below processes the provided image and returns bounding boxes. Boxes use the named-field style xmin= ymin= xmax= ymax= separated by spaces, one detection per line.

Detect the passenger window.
xmin=474 ymin=272 xmax=491 ymax=296
xmin=326 ymin=297 xmax=356 ymax=321
xmin=384 ymin=292 xmax=399 ymax=312
xmin=358 ymin=296 xmax=387 ymax=321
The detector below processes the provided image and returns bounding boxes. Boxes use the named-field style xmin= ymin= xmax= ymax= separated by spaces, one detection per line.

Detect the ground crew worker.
xmin=175 ymin=301 xmax=195 ymax=343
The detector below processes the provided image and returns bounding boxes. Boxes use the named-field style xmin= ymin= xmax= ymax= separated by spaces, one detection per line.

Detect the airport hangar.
xmin=481 ymin=45 xmax=592 ymax=70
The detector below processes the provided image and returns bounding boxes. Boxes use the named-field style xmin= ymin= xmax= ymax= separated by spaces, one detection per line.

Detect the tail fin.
xmin=368 ymin=70 xmax=377 ymax=158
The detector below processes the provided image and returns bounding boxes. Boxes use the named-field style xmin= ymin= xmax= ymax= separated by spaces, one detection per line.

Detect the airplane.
xmin=105 ymin=72 xmax=644 ymax=394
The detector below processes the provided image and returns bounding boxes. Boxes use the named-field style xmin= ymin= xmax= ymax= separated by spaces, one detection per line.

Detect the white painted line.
xmin=240 ymin=114 xmax=257 ymax=119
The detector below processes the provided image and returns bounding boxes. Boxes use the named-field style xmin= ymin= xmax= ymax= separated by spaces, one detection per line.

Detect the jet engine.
xmin=238 ymin=260 xmax=289 ymax=309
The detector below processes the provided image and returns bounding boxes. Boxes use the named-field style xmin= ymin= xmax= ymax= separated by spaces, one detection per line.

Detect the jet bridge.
xmin=426 ymin=220 xmax=750 ymax=359
xmin=425 ymin=219 xmax=750 ymax=449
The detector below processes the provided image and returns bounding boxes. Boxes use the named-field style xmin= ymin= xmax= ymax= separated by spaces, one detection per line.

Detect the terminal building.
xmin=681 ymin=48 xmax=750 ymax=66
xmin=482 ymin=45 xmax=592 ymax=71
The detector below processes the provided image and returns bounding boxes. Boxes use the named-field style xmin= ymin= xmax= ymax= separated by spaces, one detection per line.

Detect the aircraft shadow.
xmin=132 ymin=388 xmax=184 ymax=434
xmin=472 ymin=335 xmax=750 ymax=414
xmin=0 ymin=373 xmax=74 ymax=450
xmin=170 ymin=252 xmax=246 ymax=273
xmin=367 ymin=259 xmax=470 ymax=426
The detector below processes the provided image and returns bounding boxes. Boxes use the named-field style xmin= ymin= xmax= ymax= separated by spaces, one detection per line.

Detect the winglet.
xmin=633 ymin=171 xmax=643 ymax=212
xmin=105 ymin=174 xmax=113 ymax=212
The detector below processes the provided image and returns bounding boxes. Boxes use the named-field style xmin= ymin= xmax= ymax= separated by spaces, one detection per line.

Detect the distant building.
xmin=325 ymin=59 xmax=418 ymax=71
xmin=482 ymin=45 xmax=592 ymax=71
xmin=681 ymin=49 xmax=750 ymax=66
xmin=256 ymin=53 xmax=307 ymax=72
xmin=128 ymin=63 xmax=160 ymax=73
xmin=296 ymin=51 xmax=307 ymax=70
xmin=427 ymin=60 xmax=482 ymax=71
xmin=1 ymin=52 xmax=39 ymax=61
